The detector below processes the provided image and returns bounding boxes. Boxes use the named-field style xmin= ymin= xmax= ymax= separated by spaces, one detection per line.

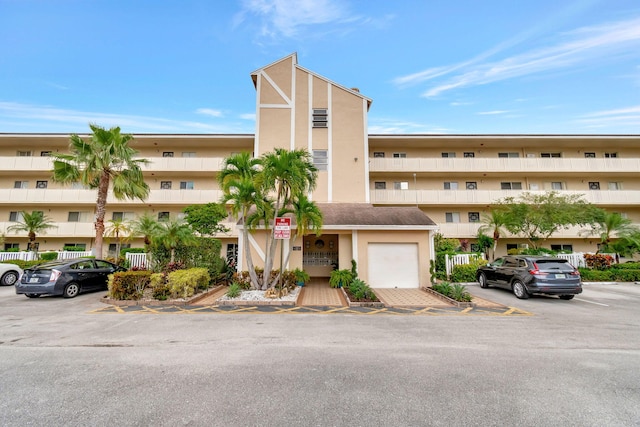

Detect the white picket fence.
xmin=556 ymin=252 xmax=616 ymax=268
xmin=445 ymin=253 xmax=486 ymax=279
xmin=125 ymin=252 xmax=148 ymax=269
xmin=0 ymin=251 xmax=92 ymax=262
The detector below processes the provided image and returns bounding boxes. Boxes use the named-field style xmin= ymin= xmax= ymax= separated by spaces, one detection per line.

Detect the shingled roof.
xmin=316 ymin=203 xmax=436 ymax=228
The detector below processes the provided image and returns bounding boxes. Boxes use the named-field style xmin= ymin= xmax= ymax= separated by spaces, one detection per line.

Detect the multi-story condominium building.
xmin=1 ymin=53 xmax=638 ymax=286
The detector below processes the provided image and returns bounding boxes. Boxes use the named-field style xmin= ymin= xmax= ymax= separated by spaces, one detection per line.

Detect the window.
xmin=584 ymin=152 xmax=596 ymax=158
xmin=160 ymin=181 xmax=172 ymax=190
xmin=373 ymin=152 xmax=385 ymax=158
xmin=40 ymin=151 xmax=52 ymax=156
xmin=71 ymin=182 xmax=88 ymax=189
xmin=463 ymin=152 xmax=475 ymax=158
xmin=466 ymin=181 xmax=477 ymax=190
xmin=181 ymin=152 xmax=196 ymax=158
xmin=501 ymin=182 xmax=522 ymax=190
xmin=226 ymin=243 xmax=238 ymax=265
xmin=506 ymin=243 xmax=518 ymax=251
xmin=374 ymin=182 xmax=386 ymax=190
xmin=108 ymin=243 xmax=130 ymax=256
xmin=112 ymin=212 xmax=134 ymax=221
xmin=180 ymin=181 xmax=194 ymax=190
xmin=312 ymin=150 xmax=328 ymax=171
xmin=470 ymin=243 xmax=480 ymax=252
xmin=604 ymin=152 xmax=618 ymax=158
xmin=158 ymin=212 xmax=170 ymax=222
xmin=4 ymin=243 xmax=19 ymax=250
xmin=551 ymin=182 xmax=564 ymax=190
xmin=443 ymin=181 xmax=458 ymax=190
xmin=17 ymin=150 xmax=32 ymax=156
xmin=468 ymin=212 xmax=480 ymax=223
xmin=551 ymin=244 xmax=573 ymax=252
xmin=312 ymin=109 xmax=328 ymax=128
xmin=68 ymin=212 xmax=81 ymax=222
xmin=64 ymin=243 xmax=86 ymax=250
xmin=394 ymin=181 xmax=409 ymax=190
xmin=36 ymin=180 xmax=48 ymax=189
xmin=608 ymin=182 xmax=622 ymax=190
xmin=14 ymin=181 xmax=28 ymax=189
xmin=541 ymin=153 xmax=562 ymax=158
xmin=163 ymin=152 xmax=174 ymax=157
xmin=498 ymin=152 xmax=519 ymax=158
xmin=9 ymin=211 xmax=24 ymax=222
xmin=588 ymin=182 xmax=600 ymax=190
xmin=445 ymin=212 xmax=460 ymax=223
xmin=441 ymin=152 xmax=456 ymax=158
xmin=392 ymin=153 xmax=407 ymax=158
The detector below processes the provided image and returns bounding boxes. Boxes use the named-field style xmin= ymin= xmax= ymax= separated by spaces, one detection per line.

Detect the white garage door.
xmin=367 ymin=243 xmax=419 ymax=288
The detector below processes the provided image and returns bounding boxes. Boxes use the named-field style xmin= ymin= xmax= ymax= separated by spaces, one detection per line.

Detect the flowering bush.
xmin=584 ymin=254 xmax=613 ymax=270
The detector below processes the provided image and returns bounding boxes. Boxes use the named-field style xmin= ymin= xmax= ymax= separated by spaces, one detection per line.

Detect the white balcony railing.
xmin=436 ymin=223 xmax=599 ymax=239
xmin=370 ymin=189 xmax=640 ymax=205
xmin=0 ymin=189 xmax=224 ymax=205
xmin=369 ymin=157 xmax=640 ymax=174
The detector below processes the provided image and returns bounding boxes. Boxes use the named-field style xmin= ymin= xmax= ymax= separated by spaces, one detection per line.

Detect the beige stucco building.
xmin=1 ymin=53 xmax=639 ymax=286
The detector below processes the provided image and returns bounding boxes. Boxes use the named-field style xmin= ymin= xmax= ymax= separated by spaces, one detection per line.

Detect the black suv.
xmin=476 ymin=256 xmax=582 ymax=300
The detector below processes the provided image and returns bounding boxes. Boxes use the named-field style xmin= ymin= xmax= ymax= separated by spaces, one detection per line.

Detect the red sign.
xmin=274 ymin=217 xmax=291 ymax=239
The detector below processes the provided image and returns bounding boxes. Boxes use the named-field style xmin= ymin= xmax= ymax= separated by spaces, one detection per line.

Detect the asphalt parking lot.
xmin=1 ymin=282 xmax=639 ymax=426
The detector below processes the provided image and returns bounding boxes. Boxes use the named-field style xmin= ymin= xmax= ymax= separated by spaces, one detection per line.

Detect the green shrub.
xmin=39 ymin=252 xmax=58 ymax=261
xmin=329 ymin=269 xmax=353 ymax=288
xmin=578 ymin=268 xmax=613 ymax=281
xmin=451 ymin=258 xmax=488 ymax=283
xmin=63 ymin=246 xmax=87 ymax=251
xmin=150 ymin=273 xmax=170 ymax=300
xmin=2 ymin=260 xmax=43 ymax=269
xmin=226 ymin=282 xmax=242 ymax=298
xmin=611 ymin=262 xmax=640 ymax=270
xmin=120 ymin=247 xmax=145 ymax=255
xmin=108 ymin=271 xmax=152 ymax=300
xmin=1 ymin=247 xmax=20 ymax=253
xmin=167 ymin=268 xmax=210 ymax=299
xmin=432 ymin=282 xmax=472 ymax=302
xmin=432 ymin=282 xmax=453 ymax=296
xmin=610 ymin=269 xmax=640 ymax=282
xmin=345 ymin=278 xmax=378 ymax=302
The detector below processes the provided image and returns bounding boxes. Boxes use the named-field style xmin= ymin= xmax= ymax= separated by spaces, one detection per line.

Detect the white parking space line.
xmin=575 ymin=298 xmax=609 ymax=307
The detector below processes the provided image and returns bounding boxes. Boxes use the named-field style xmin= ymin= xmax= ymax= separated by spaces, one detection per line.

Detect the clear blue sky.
xmin=1 ymin=0 xmax=639 ymax=134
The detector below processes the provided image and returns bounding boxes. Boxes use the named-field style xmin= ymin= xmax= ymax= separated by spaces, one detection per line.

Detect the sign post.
xmin=274 ymin=217 xmax=291 ymax=291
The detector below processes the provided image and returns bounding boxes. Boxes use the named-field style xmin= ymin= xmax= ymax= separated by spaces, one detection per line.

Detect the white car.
xmin=0 ymin=263 xmax=23 ymax=286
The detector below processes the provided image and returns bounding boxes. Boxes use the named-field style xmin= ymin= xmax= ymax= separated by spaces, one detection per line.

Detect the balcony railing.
xmin=437 ymin=223 xmax=598 ymax=239
xmin=0 ymin=189 xmax=224 ymax=205
xmin=370 ymin=189 xmax=640 ymax=205
xmin=369 ymin=157 xmax=640 ymax=174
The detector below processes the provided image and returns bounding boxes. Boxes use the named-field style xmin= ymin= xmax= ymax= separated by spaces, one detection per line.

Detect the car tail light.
xmin=528 ymin=262 xmax=548 ymax=276
xmin=50 ymin=269 xmax=62 ymax=282
xmin=569 ymin=270 xmax=580 ymax=276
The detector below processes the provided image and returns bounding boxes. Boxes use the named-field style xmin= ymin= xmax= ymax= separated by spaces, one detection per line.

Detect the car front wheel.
xmin=478 ymin=273 xmax=489 ymax=288
xmin=559 ymin=295 xmax=575 ymax=300
xmin=1 ymin=271 xmax=19 ymax=286
xmin=512 ymin=281 xmax=529 ymax=299
xmin=63 ymin=283 xmax=80 ymax=298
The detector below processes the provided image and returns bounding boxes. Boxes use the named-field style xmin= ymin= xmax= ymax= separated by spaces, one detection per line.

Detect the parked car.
xmin=0 ymin=263 xmax=23 ymax=286
xmin=16 ymin=258 xmax=125 ymax=298
xmin=476 ymin=255 xmax=582 ymax=300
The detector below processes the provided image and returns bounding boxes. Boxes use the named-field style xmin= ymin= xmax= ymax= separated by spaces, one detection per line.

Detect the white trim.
xmin=363 ymin=98 xmax=370 ymax=203
xmin=352 ymin=230 xmax=358 ymax=263
xmin=237 ymin=233 xmax=244 ymax=271
xmin=322 ymin=225 xmax=439 ymax=231
xmin=254 ymin=73 xmax=261 ymax=156
xmin=308 ymin=73 xmax=313 ymax=201
xmin=260 ymin=71 xmax=292 ymax=105
xmin=248 ymin=232 xmax=266 ymax=262
xmin=429 ymin=231 xmax=436 ymax=262
xmin=327 ymin=84 xmax=332 ymax=202
xmin=291 ymin=62 xmax=296 ymax=150
xmin=294 ymin=63 xmax=372 ymax=105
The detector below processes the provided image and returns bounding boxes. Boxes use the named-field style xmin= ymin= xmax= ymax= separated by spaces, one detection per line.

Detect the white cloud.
xmin=196 ymin=108 xmax=223 ymax=118
xmin=237 ymin=0 xmax=374 ymax=39
xmin=394 ymin=16 xmax=640 ymax=98
xmin=0 ymin=102 xmax=253 ymax=133
xmin=368 ymin=118 xmax=450 ymax=134
xmin=240 ymin=113 xmax=256 ymax=120
xmin=476 ymin=110 xmax=510 ymax=115
xmin=576 ymin=105 xmax=640 ymax=128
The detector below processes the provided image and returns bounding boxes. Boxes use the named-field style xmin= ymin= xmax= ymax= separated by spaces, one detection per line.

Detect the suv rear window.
xmin=535 ymin=260 xmax=574 ymax=271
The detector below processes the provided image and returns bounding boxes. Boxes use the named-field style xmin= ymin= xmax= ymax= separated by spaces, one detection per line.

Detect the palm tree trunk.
xmin=241 ymin=218 xmax=260 ymax=289
xmin=94 ymin=173 xmax=110 ymax=258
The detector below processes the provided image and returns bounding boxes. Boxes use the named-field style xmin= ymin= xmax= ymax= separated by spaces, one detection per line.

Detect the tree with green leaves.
xmin=220 ymin=149 xmax=321 ymax=290
xmin=130 ymin=212 xmax=162 ymax=250
xmin=105 ymin=218 xmax=132 ymax=257
xmin=7 ymin=210 xmax=56 ymax=252
xmin=585 ymin=210 xmax=640 ymax=256
xmin=51 ymin=124 xmax=150 ymax=258
xmin=182 ymin=203 xmax=229 ymax=236
xmin=499 ymin=191 xmax=600 ymax=249
xmin=152 ymin=218 xmax=197 ymax=264
xmin=478 ymin=209 xmax=508 ymax=259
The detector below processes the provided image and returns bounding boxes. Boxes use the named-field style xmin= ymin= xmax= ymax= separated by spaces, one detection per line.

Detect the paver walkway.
xmin=373 ymin=288 xmax=450 ymax=308
xmin=298 ymin=279 xmax=345 ymax=306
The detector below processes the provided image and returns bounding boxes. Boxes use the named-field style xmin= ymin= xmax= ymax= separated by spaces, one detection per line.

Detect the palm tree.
xmin=105 ymin=218 xmax=132 ymax=258
xmin=478 ymin=209 xmax=508 ymax=260
xmin=220 ymin=153 xmax=263 ymax=289
xmin=7 ymin=210 xmax=56 ymax=252
xmin=258 ymin=148 xmax=318 ymax=288
xmin=51 ymin=124 xmax=150 ymax=258
xmin=130 ymin=212 xmax=162 ymax=250
xmin=280 ymin=194 xmax=323 ymax=268
xmin=153 ymin=218 xmax=196 ymax=264
xmin=590 ymin=211 xmax=640 ymax=251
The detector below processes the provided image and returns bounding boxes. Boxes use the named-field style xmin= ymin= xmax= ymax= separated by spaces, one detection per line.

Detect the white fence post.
xmin=126 ymin=253 xmax=148 ymax=269
xmin=445 ymin=253 xmax=486 ymax=279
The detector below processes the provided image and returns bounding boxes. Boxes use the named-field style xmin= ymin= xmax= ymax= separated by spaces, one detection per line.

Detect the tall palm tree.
xmin=280 ymin=194 xmax=323 ymax=268
xmin=590 ymin=211 xmax=640 ymax=249
xmin=51 ymin=124 xmax=150 ymax=258
xmin=258 ymin=149 xmax=318 ymax=288
xmin=130 ymin=212 xmax=162 ymax=250
xmin=478 ymin=209 xmax=508 ymax=260
xmin=153 ymin=218 xmax=196 ymax=264
xmin=105 ymin=218 xmax=132 ymax=258
xmin=7 ymin=210 xmax=56 ymax=252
